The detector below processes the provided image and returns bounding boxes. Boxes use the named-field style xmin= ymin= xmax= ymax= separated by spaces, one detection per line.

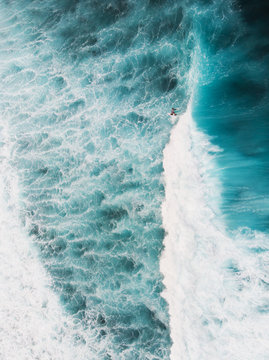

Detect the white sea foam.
xmin=161 ymin=102 xmax=269 ymax=360
xmin=0 ymin=126 xmax=101 ymax=360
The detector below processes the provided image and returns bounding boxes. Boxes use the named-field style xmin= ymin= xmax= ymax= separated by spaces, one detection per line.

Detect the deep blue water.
xmin=0 ymin=0 xmax=269 ymax=359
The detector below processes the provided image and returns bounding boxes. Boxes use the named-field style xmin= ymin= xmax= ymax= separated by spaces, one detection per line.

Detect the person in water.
xmin=170 ymin=108 xmax=177 ymax=116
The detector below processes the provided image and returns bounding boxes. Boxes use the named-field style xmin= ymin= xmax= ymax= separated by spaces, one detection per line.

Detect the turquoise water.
xmin=193 ymin=0 xmax=269 ymax=232
xmin=0 ymin=0 xmax=268 ymax=359
xmin=0 ymin=1 xmax=192 ymax=358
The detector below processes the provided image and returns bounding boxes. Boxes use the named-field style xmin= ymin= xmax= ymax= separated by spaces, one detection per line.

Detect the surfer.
xmin=170 ymin=108 xmax=177 ymax=116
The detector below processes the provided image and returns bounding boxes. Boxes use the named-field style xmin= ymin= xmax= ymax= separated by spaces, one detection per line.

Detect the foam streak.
xmin=161 ymin=103 xmax=269 ymax=359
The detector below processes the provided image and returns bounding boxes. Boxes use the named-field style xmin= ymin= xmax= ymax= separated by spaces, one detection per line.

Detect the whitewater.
xmin=161 ymin=102 xmax=269 ymax=359
xmin=1 ymin=0 xmax=269 ymax=359
xmin=161 ymin=0 xmax=269 ymax=357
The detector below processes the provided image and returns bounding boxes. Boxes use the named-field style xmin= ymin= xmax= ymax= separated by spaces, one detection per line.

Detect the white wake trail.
xmin=161 ymin=103 xmax=269 ymax=360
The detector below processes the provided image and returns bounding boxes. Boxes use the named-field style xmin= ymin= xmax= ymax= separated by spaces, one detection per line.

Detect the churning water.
xmin=0 ymin=0 xmax=268 ymax=359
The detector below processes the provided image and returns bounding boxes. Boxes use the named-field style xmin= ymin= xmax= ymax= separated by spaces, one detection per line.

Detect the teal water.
xmin=0 ymin=0 xmax=269 ymax=359
xmin=193 ymin=0 xmax=269 ymax=232
xmin=0 ymin=1 xmax=193 ymax=358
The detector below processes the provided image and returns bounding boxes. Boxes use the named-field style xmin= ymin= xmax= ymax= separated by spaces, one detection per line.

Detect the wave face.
xmin=0 ymin=0 xmax=194 ymax=358
xmin=193 ymin=0 xmax=269 ymax=232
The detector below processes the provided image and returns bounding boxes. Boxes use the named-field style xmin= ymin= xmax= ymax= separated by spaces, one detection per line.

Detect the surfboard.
xmin=168 ymin=113 xmax=177 ymax=123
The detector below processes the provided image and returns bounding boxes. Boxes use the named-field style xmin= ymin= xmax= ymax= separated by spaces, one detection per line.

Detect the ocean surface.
xmin=0 ymin=0 xmax=268 ymax=359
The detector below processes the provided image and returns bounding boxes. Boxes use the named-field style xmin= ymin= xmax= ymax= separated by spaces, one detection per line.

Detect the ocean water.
xmin=0 ymin=0 xmax=268 ymax=359
xmin=162 ymin=0 xmax=269 ymax=359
